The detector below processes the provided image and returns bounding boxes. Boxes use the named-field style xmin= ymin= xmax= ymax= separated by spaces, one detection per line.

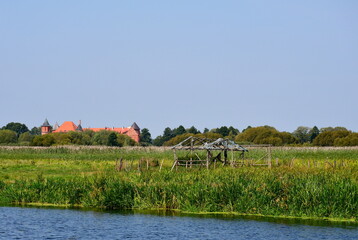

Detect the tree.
xmin=31 ymin=134 xmax=55 ymax=146
xmin=117 ymin=134 xmax=136 ymax=146
xmin=309 ymin=126 xmax=320 ymax=142
xmin=140 ymin=128 xmax=152 ymax=146
xmin=18 ymin=132 xmax=33 ymax=145
xmin=235 ymin=126 xmax=297 ymax=146
xmin=163 ymin=132 xmax=223 ymax=146
xmin=334 ymin=133 xmax=358 ymax=146
xmin=30 ymin=127 xmax=41 ymax=135
xmin=242 ymin=126 xmax=252 ymax=132
xmin=2 ymin=122 xmax=29 ymax=136
xmin=153 ymin=127 xmax=174 ymax=146
xmin=228 ymin=126 xmax=240 ymax=135
xmin=203 ymin=128 xmax=209 ymax=133
xmin=173 ymin=125 xmax=186 ymax=136
xmin=313 ymin=130 xmax=350 ymax=146
xmin=320 ymin=126 xmax=347 ymax=132
xmin=92 ymin=130 xmax=112 ymax=145
xmin=292 ymin=126 xmax=311 ymax=144
xmin=215 ymin=126 xmax=230 ymax=137
xmin=0 ymin=130 xmax=17 ymax=144
xmin=108 ymin=132 xmax=120 ymax=146
xmin=187 ymin=126 xmax=200 ymax=134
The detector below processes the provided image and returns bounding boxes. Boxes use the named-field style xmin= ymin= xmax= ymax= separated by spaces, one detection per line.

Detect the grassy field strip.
xmin=0 ymin=146 xmax=357 ymax=222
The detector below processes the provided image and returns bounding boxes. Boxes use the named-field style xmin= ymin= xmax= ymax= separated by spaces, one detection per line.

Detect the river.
xmin=0 ymin=206 xmax=357 ymax=239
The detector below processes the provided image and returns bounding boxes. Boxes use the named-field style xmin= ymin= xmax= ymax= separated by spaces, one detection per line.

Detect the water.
xmin=0 ymin=207 xmax=357 ymax=240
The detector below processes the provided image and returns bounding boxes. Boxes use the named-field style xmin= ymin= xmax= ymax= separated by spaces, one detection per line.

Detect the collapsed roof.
xmin=172 ymin=136 xmax=248 ymax=152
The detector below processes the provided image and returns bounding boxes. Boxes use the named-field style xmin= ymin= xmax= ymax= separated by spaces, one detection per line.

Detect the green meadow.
xmin=0 ymin=146 xmax=357 ymax=222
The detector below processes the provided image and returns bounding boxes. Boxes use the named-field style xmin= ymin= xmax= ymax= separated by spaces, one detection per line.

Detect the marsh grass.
xmin=0 ymin=146 xmax=357 ymax=221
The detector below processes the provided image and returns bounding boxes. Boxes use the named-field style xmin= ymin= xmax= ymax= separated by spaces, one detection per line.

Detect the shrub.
xmin=0 ymin=130 xmax=17 ymax=144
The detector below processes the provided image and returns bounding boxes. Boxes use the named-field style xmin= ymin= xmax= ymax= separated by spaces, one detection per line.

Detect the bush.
xmin=31 ymin=134 xmax=55 ymax=146
xmin=235 ymin=126 xmax=297 ymax=146
xmin=313 ymin=130 xmax=350 ymax=146
xmin=163 ymin=132 xmax=223 ymax=146
xmin=0 ymin=130 xmax=17 ymax=144
xmin=334 ymin=133 xmax=358 ymax=146
xmin=18 ymin=132 xmax=34 ymax=145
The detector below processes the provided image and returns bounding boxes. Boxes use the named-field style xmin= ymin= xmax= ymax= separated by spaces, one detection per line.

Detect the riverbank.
xmin=0 ymin=147 xmax=357 ymax=223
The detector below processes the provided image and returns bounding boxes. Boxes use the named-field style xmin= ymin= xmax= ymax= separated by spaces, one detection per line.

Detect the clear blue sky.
xmin=1 ymin=1 xmax=357 ymax=137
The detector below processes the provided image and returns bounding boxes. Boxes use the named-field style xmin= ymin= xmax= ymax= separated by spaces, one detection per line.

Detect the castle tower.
xmin=41 ymin=118 xmax=52 ymax=135
xmin=128 ymin=122 xmax=140 ymax=142
xmin=76 ymin=120 xmax=83 ymax=132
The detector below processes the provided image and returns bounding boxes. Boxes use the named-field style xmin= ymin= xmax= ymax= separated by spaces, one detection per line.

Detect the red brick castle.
xmin=41 ymin=119 xmax=140 ymax=142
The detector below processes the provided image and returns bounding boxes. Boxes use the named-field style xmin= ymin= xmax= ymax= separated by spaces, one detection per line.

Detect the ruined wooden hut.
xmin=171 ymin=136 xmax=248 ymax=170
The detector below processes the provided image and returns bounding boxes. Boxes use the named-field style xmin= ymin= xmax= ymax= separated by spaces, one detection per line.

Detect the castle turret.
xmin=41 ymin=118 xmax=52 ymax=135
xmin=76 ymin=120 xmax=83 ymax=132
xmin=128 ymin=122 xmax=140 ymax=142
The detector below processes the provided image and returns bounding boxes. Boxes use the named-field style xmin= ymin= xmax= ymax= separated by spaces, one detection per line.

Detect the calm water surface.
xmin=0 ymin=206 xmax=357 ymax=239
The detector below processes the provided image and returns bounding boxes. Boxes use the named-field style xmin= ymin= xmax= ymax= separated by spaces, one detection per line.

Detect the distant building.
xmin=41 ymin=119 xmax=140 ymax=142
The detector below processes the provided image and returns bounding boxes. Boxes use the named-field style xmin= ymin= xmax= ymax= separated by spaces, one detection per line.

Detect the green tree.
xmin=0 ymin=130 xmax=17 ymax=144
xmin=334 ymin=133 xmax=358 ymax=146
xmin=140 ymin=128 xmax=152 ymax=146
xmin=215 ymin=126 xmax=230 ymax=136
xmin=30 ymin=127 xmax=41 ymax=135
xmin=320 ymin=126 xmax=347 ymax=132
xmin=117 ymin=134 xmax=136 ymax=146
xmin=31 ymin=134 xmax=55 ymax=146
xmin=242 ymin=126 xmax=252 ymax=132
xmin=203 ymin=128 xmax=209 ymax=133
xmin=52 ymin=133 xmax=71 ymax=145
xmin=309 ymin=126 xmax=320 ymax=142
xmin=108 ymin=132 xmax=119 ymax=146
xmin=173 ymin=125 xmax=186 ymax=136
xmin=313 ymin=130 xmax=350 ymax=146
xmin=92 ymin=130 xmax=111 ymax=145
xmin=292 ymin=126 xmax=311 ymax=143
xmin=235 ymin=126 xmax=297 ymax=146
xmin=153 ymin=127 xmax=174 ymax=146
xmin=2 ymin=122 xmax=29 ymax=136
xmin=163 ymin=132 xmax=223 ymax=146
xmin=187 ymin=126 xmax=200 ymax=134
xmin=18 ymin=132 xmax=34 ymax=145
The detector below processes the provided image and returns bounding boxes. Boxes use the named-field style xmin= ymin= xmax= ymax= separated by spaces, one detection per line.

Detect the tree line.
xmin=0 ymin=122 xmax=138 ymax=147
xmin=150 ymin=125 xmax=358 ymax=147
xmin=0 ymin=122 xmax=357 ymax=147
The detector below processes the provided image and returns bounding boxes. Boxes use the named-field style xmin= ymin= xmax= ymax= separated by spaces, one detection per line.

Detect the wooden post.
xmin=146 ymin=158 xmax=149 ymax=170
xmin=268 ymin=146 xmax=272 ymax=169
xmin=159 ymin=159 xmax=164 ymax=171
xmin=190 ymin=138 xmax=193 ymax=168
xmin=138 ymin=158 xmax=142 ymax=171
xmin=231 ymin=150 xmax=234 ymax=168
xmin=119 ymin=158 xmax=124 ymax=171
xmin=290 ymin=158 xmax=295 ymax=168
xmin=171 ymin=150 xmax=178 ymax=171
xmin=207 ymin=150 xmax=210 ymax=169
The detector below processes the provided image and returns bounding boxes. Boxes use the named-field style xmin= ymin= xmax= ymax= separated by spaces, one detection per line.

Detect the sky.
xmin=1 ymin=1 xmax=357 ymax=137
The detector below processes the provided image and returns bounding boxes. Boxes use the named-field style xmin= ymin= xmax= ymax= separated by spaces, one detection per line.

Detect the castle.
xmin=41 ymin=119 xmax=140 ymax=142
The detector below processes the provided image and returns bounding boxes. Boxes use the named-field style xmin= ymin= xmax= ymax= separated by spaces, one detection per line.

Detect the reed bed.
xmin=0 ymin=146 xmax=357 ymax=221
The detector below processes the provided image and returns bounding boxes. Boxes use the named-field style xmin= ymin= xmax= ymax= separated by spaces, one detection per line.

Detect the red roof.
xmin=53 ymin=121 xmax=77 ymax=133
xmin=50 ymin=121 xmax=140 ymax=142
xmin=83 ymin=127 xmax=129 ymax=134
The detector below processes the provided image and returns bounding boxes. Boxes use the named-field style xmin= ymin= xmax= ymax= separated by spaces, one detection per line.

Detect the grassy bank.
xmin=0 ymin=146 xmax=357 ymax=222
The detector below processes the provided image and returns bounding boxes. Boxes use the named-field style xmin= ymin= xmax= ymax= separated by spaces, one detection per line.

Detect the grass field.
xmin=0 ymin=146 xmax=357 ymax=222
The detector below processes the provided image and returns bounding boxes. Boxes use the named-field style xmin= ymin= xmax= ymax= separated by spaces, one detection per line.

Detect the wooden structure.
xmin=171 ymin=137 xmax=248 ymax=170
xmin=241 ymin=144 xmax=272 ymax=168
